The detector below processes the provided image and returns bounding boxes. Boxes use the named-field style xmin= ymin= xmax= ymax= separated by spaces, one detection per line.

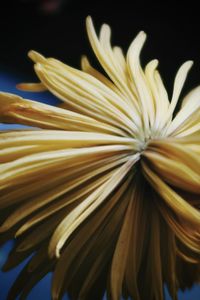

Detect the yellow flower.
xmin=0 ymin=16 xmax=200 ymax=300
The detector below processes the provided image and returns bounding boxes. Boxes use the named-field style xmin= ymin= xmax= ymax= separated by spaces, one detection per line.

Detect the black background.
xmin=0 ymin=0 xmax=200 ymax=95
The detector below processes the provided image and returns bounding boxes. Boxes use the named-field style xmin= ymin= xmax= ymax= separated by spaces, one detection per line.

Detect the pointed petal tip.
xmin=127 ymin=30 xmax=147 ymax=57
xmin=15 ymin=225 xmax=27 ymax=238
xmin=145 ymin=59 xmax=159 ymax=70
xmin=81 ymin=55 xmax=88 ymax=64
xmin=181 ymin=60 xmax=194 ymax=70
xmin=86 ymin=15 xmax=93 ymax=26
xmin=48 ymin=243 xmax=60 ymax=260
xmin=80 ymin=55 xmax=89 ymax=70
xmin=136 ymin=30 xmax=147 ymax=41
xmin=100 ymin=23 xmax=111 ymax=33
xmin=186 ymin=60 xmax=194 ymax=66
xmin=139 ymin=30 xmax=147 ymax=36
xmin=16 ymin=83 xmax=25 ymax=91
xmin=0 ymin=92 xmax=23 ymax=117
xmin=55 ymin=248 xmax=61 ymax=259
xmin=153 ymin=58 xmax=159 ymax=65
xmin=81 ymin=54 xmax=87 ymax=60
xmin=28 ymin=50 xmax=46 ymax=64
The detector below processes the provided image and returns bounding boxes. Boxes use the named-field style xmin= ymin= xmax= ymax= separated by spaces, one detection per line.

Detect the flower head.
xmin=0 ymin=16 xmax=200 ymax=300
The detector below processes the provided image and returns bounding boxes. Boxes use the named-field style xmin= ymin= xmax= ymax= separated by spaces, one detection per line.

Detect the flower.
xmin=0 ymin=16 xmax=200 ymax=300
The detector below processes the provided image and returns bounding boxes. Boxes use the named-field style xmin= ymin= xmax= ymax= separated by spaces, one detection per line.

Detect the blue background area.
xmin=0 ymin=73 xmax=200 ymax=300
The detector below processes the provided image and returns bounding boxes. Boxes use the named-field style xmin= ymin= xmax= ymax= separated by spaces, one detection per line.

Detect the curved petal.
xmin=142 ymin=161 xmax=200 ymax=225
xmin=0 ymin=92 xmax=123 ymax=135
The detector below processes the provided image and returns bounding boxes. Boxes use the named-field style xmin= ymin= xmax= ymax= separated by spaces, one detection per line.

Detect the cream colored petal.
xmin=113 ymin=46 xmax=127 ymax=73
xmin=166 ymin=86 xmax=200 ymax=136
xmin=0 ymin=145 xmax=132 ymax=191
xmin=81 ymin=55 xmax=143 ymax=139
xmin=99 ymin=25 xmax=138 ymax=100
xmin=29 ymin=50 xmax=141 ymax=133
xmin=52 ymin=175 xmax=132 ymax=300
xmin=0 ymin=130 xmax=136 ymax=149
xmin=99 ymin=24 xmax=125 ymax=76
xmin=168 ymin=61 xmax=193 ymax=117
xmin=0 ymin=145 xmax=40 ymax=163
xmin=172 ymin=108 xmax=200 ymax=137
xmin=4 ymin=155 xmax=129 ymax=234
xmin=0 ymin=92 xmax=122 ymax=135
xmin=143 ymin=150 xmax=200 ymax=193
xmin=33 ymin=64 xmax=137 ymax=136
xmin=81 ymin=55 xmax=117 ymax=91
xmin=145 ymin=60 xmax=160 ymax=133
xmin=175 ymin=123 xmax=200 ymax=137
xmin=145 ymin=60 xmax=170 ymax=138
xmin=81 ymin=54 xmax=134 ymax=115
xmin=14 ymin=171 xmax=113 ymax=238
xmin=1 ymin=16 xmax=200 ymax=300
xmin=85 ymin=17 xmax=140 ymax=114
xmin=69 ymin=183 xmax=132 ymax=299
xmin=148 ymin=139 xmax=200 ymax=174
xmin=81 ymin=54 xmax=139 ymax=122
xmin=154 ymin=70 xmax=169 ymax=109
xmin=0 ymin=152 xmax=129 ymax=211
xmin=142 ymin=162 xmax=200 ymax=225
xmin=49 ymin=154 xmax=139 ymax=258
xmin=127 ymin=31 xmax=155 ymax=134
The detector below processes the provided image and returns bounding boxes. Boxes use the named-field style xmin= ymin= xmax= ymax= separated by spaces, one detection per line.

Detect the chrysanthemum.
xmin=0 ymin=16 xmax=200 ymax=300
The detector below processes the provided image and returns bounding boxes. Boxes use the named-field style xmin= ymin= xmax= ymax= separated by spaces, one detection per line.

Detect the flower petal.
xmin=49 ymin=155 xmax=139 ymax=258
xmin=142 ymin=161 xmax=200 ymax=225
xmin=0 ymin=92 xmax=123 ymax=135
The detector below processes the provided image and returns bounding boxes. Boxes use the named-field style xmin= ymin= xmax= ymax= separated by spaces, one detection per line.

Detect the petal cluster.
xmin=0 ymin=17 xmax=200 ymax=300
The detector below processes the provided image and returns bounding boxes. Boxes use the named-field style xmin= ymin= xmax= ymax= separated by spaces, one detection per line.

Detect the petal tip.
xmin=86 ymin=15 xmax=92 ymax=26
xmin=28 ymin=50 xmax=46 ymax=64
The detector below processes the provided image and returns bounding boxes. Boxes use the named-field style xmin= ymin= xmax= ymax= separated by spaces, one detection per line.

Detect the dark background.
xmin=0 ymin=0 xmax=200 ymax=94
xmin=0 ymin=1 xmax=200 ymax=299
